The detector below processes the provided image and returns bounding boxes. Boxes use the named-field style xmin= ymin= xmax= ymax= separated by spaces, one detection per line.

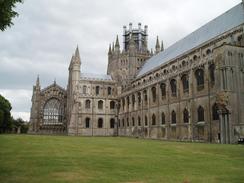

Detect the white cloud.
xmin=0 ymin=0 xmax=241 ymax=120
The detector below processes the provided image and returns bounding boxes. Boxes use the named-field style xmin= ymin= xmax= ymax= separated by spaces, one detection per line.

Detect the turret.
xmin=161 ymin=40 xmax=164 ymax=52
xmin=35 ymin=75 xmax=40 ymax=91
xmin=69 ymin=46 xmax=81 ymax=83
xmin=155 ymin=36 xmax=160 ymax=54
xmin=112 ymin=42 xmax=115 ymax=53
xmin=115 ymin=35 xmax=120 ymax=53
xmin=108 ymin=44 xmax=112 ymax=57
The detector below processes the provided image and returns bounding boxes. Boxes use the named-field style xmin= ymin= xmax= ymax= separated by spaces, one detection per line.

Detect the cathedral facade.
xmin=29 ymin=2 xmax=244 ymax=144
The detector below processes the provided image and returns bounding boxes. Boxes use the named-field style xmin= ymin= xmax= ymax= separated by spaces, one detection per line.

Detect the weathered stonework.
xmin=29 ymin=3 xmax=244 ymax=143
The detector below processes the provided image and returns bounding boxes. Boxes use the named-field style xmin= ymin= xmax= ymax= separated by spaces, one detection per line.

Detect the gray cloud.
xmin=0 ymin=0 xmax=240 ymax=120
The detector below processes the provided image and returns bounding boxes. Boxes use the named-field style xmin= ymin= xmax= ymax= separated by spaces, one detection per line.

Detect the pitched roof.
xmin=80 ymin=73 xmax=113 ymax=81
xmin=137 ymin=3 xmax=244 ymax=77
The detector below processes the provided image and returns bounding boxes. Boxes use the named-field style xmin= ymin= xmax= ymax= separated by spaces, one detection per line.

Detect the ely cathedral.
xmin=29 ymin=2 xmax=244 ymax=144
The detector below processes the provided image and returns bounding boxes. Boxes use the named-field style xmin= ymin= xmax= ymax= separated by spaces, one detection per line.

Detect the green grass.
xmin=0 ymin=135 xmax=244 ymax=183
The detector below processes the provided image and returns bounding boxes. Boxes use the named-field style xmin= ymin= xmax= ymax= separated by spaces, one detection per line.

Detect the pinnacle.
xmin=115 ymin=35 xmax=120 ymax=48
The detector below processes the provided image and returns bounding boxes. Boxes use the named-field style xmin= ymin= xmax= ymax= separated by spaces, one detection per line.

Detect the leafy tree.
xmin=0 ymin=94 xmax=12 ymax=133
xmin=12 ymin=117 xmax=29 ymax=133
xmin=0 ymin=0 xmax=23 ymax=31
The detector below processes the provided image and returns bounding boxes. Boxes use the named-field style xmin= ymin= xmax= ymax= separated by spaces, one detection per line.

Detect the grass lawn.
xmin=0 ymin=135 xmax=244 ymax=183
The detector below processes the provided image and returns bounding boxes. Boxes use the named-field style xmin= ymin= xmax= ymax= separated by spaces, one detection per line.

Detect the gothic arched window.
xmin=43 ymin=98 xmax=64 ymax=125
xmin=212 ymin=103 xmax=219 ymax=120
xmin=143 ymin=90 xmax=147 ymax=103
xmin=171 ymin=110 xmax=176 ymax=124
xmin=181 ymin=74 xmax=189 ymax=93
xmin=209 ymin=64 xmax=215 ymax=85
xmin=110 ymin=118 xmax=115 ymax=128
xmin=183 ymin=108 xmax=189 ymax=123
xmin=170 ymin=79 xmax=177 ymax=97
xmin=198 ymin=106 xmax=204 ymax=122
xmin=107 ymin=87 xmax=112 ymax=95
xmin=98 ymin=100 xmax=103 ymax=110
xmin=151 ymin=87 xmax=157 ymax=103
xmin=152 ymin=114 xmax=156 ymax=125
xmin=138 ymin=116 xmax=141 ymax=126
xmin=98 ymin=118 xmax=103 ymax=128
xmin=110 ymin=101 xmax=115 ymax=109
xmin=145 ymin=116 xmax=148 ymax=126
xmin=85 ymin=99 xmax=91 ymax=109
xmin=160 ymin=83 xmax=166 ymax=98
xmin=137 ymin=92 xmax=141 ymax=105
xmin=85 ymin=117 xmax=90 ymax=128
xmin=132 ymin=94 xmax=135 ymax=108
xmin=96 ymin=86 xmax=100 ymax=95
xmin=161 ymin=112 xmax=165 ymax=125
xmin=195 ymin=69 xmax=204 ymax=91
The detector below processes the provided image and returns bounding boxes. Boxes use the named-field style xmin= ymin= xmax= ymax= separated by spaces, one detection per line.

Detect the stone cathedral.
xmin=29 ymin=2 xmax=244 ymax=144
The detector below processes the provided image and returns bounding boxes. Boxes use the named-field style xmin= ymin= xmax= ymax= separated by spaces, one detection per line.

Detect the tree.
xmin=0 ymin=94 xmax=12 ymax=133
xmin=12 ymin=117 xmax=29 ymax=133
xmin=0 ymin=0 xmax=23 ymax=31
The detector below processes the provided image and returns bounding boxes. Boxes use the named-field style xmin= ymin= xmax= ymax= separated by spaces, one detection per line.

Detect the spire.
xmin=161 ymin=40 xmax=164 ymax=51
xmin=36 ymin=75 xmax=40 ymax=86
xmin=108 ymin=44 xmax=112 ymax=55
xmin=155 ymin=36 xmax=160 ymax=54
xmin=35 ymin=75 xmax=40 ymax=91
xmin=54 ymin=78 xmax=56 ymax=85
xmin=112 ymin=42 xmax=115 ymax=52
xmin=74 ymin=45 xmax=81 ymax=64
xmin=115 ymin=35 xmax=120 ymax=53
xmin=115 ymin=35 xmax=120 ymax=48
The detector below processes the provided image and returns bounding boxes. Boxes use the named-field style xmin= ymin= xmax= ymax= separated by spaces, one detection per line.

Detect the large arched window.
xmin=212 ymin=103 xmax=219 ymax=120
xmin=98 ymin=118 xmax=103 ymax=128
xmin=85 ymin=117 xmax=90 ymax=128
xmin=43 ymin=98 xmax=64 ymax=125
xmin=195 ymin=69 xmax=204 ymax=91
xmin=110 ymin=101 xmax=115 ymax=109
xmin=181 ymin=74 xmax=189 ymax=93
xmin=160 ymin=83 xmax=166 ymax=98
xmin=151 ymin=87 xmax=157 ymax=103
xmin=170 ymin=79 xmax=177 ymax=97
xmin=83 ymin=85 xmax=87 ymax=94
xmin=198 ymin=106 xmax=204 ymax=122
xmin=110 ymin=118 xmax=115 ymax=128
xmin=98 ymin=100 xmax=103 ymax=109
xmin=85 ymin=99 xmax=91 ymax=109
xmin=183 ymin=109 xmax=189 ymax=123
xmin=171 ymin=110 xmax=176 ymax=124
xmin=161 ymin=112 xmax=165 ymax=125
xmin=152 ymin=114 xmax=156 ymax=125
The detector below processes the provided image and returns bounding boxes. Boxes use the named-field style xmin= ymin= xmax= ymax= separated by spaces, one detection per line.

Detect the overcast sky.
xmin=0 ymin=0 xmax=240 ymax=121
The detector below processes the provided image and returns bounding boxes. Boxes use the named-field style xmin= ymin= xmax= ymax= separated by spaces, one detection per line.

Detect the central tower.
xmin=107 ymin=23 xmax=156 ymax=90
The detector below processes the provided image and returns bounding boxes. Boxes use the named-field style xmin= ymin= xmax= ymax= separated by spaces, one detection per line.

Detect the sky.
xmin=0 ymin=0 xmax=241 ymax=121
